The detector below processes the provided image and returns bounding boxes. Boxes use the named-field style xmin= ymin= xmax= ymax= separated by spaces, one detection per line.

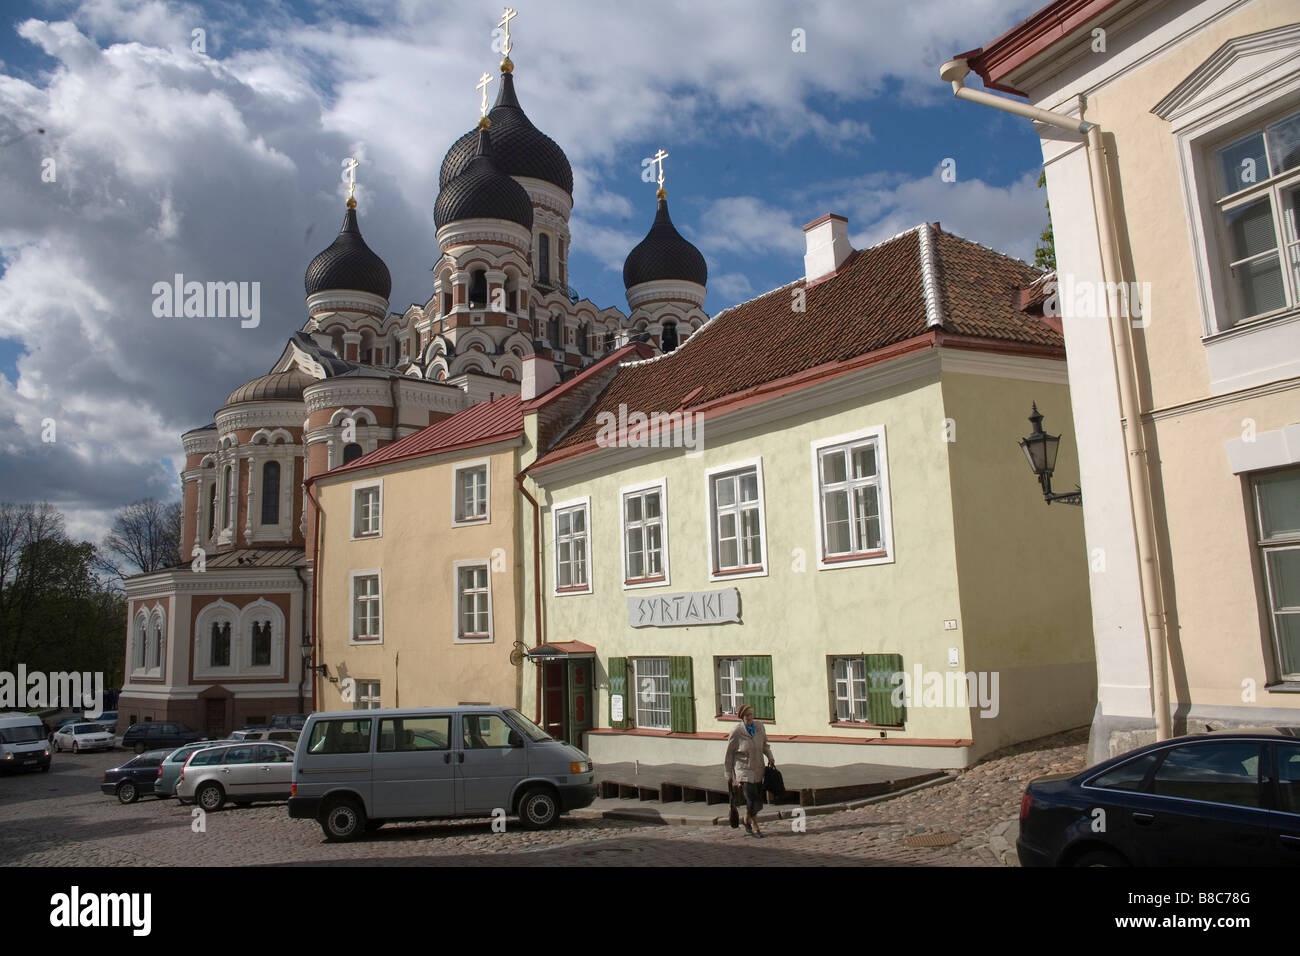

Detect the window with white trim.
xmin=632 ymin=657 xmax=670 ymax=730
xmin=457 ymin=563 xmax=491 ymax=640
xmin=454 ymin=464 xmax=488 ymax=523
xmin=717 ymin=657 xmax=744 ymax=716
xmin=831 ymin=656 xmax=869 ymax=722
xmin=353 ymin=483 xmax=381 ymax=538
xmin=1210 ymin=107 xmax=1300 ymax=329
xmin=210 ymin=621 xmax=232 ymax=667
xmin=623 ymin=486 xmax=665 ymax=584
xmin=353 ymin=574 xmax=381 ymax=642
xmin=555 ymin=503 xmax=589 ymax=591
xmin=354 ymin=680 xmax=381 ymax=710
xmin=818 ymin=438 xmax=884 ymax=558
xmin=709 ymin=466 xmax=763 ymax=573
xmin=1254 ymin=467 xmax=1300 ymax=681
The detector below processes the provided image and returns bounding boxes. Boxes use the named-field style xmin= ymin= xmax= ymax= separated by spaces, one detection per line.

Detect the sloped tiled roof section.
xmin=327 ymin=394 xmax=524 ymax=477
xmin=552 ymin=225 xmax=1058 ymax=453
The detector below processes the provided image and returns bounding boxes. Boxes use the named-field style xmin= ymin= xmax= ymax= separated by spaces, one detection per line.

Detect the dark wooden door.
xmin=542 ymin=661 xmax=566 ymax=741
xmin=204 ymin=698 xmax=226 ymax=736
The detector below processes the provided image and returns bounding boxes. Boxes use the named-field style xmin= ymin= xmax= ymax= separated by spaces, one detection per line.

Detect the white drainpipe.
xmin=940 ymin=58 xmax=1171 ymax=742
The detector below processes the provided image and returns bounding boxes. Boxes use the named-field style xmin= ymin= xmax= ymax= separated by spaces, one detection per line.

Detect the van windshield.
xmin=504 ymin=709 xmax=553 ymax=743
xmin=0 ymin=725 xmax=43 ymax=744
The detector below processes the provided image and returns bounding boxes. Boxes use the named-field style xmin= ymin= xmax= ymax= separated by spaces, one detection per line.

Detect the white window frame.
xmin=716 ymin=656 xmax=744 ymax=716
xmin=632 ymin=657 xmax=671 ymax=730
xmin=451 ymin=459 xmax=491 ymax=527
xmin=831 ymin=656 xmax=870 ymax=723
xmin=453 ymin=559 xmax=493 ymax=643
xmin=1162 ymin=36 xmax=1300 ymax=391
xmin=620 ymin=478 xmax=669 ymax=589
xmin=704 ymin=457 xmax=768 ymax=581
xmin=552 ymin=496 xmax=592 ymax=596
xmin=810 ymin=426 xmax=894 ymax=571
xmin=355 ymin=679 xmax=381 ymax=710
xmin=350 ymin=569 xmax=382 ymax=645
xmin=351 ymin=479 xmax=383 ymax=540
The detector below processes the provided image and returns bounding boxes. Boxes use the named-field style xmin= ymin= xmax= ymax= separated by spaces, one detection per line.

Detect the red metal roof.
xmin=324 ymin=393 xmax=523 ymax=477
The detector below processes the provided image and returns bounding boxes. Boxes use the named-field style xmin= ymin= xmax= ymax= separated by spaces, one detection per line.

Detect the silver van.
xmin=0 ymin=714 xmax=52 ymax=773
xmin=289 ymin=706 xmax=596 ymax=840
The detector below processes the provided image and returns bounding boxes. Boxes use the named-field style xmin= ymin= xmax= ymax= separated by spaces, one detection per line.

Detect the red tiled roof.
xmin=546 ymin=225 xmax=1056 ymax=456
xmin=322 ymin=393 xmax=523 ymax=478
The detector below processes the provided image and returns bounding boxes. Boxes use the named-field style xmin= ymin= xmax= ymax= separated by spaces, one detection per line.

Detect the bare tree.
xmin=101 ymin=498 xmax=182 ymax=576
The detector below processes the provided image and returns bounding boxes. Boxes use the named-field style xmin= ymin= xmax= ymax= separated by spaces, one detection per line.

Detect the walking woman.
xmin=724 ymin=703 xmax=775 ymax=837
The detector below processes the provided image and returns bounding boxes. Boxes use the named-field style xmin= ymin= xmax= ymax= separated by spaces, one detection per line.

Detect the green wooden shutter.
xmin=669 ymin=656 xmax=695 ymax=733
xmin=607 ymin=656 xmax=627 ymax=730
xmin=865 ymin=653 xmax=905 ymax=727
xmin=742 ymin=656 xmax=775 ymax=720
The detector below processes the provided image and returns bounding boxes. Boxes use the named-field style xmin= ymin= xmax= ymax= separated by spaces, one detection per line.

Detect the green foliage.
xmin=1034 ymin=169 xmax=1056 ymax=272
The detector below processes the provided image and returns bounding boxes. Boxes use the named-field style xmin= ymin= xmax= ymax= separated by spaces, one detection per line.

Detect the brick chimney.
xmin=802 ymin=213 xmax=853 ymax=284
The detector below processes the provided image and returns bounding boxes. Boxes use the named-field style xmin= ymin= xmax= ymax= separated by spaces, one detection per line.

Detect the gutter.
xmin=302 ymin=478 xmax=324 ymax=714
xmin=940 ymin=56 xmax=1171 ymax=741
xmin=514 ymin=473 xmax=544 ymax=725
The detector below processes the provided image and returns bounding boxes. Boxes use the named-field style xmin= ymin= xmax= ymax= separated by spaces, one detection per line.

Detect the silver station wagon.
xmin=289 ymin=706 xmax=596 ymax=841
xmin=176 ymin=741 xmax=295 ymax=811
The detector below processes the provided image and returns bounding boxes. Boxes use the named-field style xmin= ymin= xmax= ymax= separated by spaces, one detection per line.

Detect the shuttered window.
xmin=830 ymin=653 xmax=904 ymax=727
xmin=715 ymin=656 xmax=775 ymax=720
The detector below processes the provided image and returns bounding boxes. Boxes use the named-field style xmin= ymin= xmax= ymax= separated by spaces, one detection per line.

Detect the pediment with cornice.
xmin=1153 ymin=23 xmax=1300 ymax=125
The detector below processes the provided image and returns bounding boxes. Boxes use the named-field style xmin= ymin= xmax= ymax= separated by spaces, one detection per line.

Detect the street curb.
xmin=579 ymin=770 xmax=958 ymax=827
xmin=988 ymin=818 xmax=1020 ymax=866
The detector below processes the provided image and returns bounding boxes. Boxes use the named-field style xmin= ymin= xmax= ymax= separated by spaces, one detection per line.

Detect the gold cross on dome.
xmin=651 ymin=148 xmax=669 ymax=190
xmin=477 ymin=72 xmax=494 ymax=117
xmin=342 ymin=157 xmax=359 ymax=201
xmin=498 ymin=7 xmax=517 ymax=57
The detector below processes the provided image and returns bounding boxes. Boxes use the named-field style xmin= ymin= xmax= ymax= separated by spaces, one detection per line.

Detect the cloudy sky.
xmin=0 ymin=0 xmax=1047 ymax=543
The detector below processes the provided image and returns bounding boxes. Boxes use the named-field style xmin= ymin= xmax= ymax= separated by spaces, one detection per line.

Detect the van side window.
xmin=378 ymin=716 xmax=451 ymax=752
xmin=307 ymin=718 xmax=373 ymax=754
xmin=461 ymin=714 xmax=514 ymax=749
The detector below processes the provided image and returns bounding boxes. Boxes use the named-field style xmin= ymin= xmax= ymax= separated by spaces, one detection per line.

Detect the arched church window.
xmin=549 ymin=314 xmax=562 ymax=349
xmin=251 ymin=620 xmax=273 ymax=667
xmin=538 ymin=234 xmax=550 ymax=285
xmin=343 ymin=443 xmax=364 ymax=465
xmin=222 ymin=465 xmax=234 ymax=529
xmin=261 ymin=460 xmax=280 ymax=525
xmin=206 ymin=484 xmax=216 ymax=539
xmin=603 ymin=331 xmax=614 ymax=352
xmin=661 ymin=321 xmax=679 ymax=353
xmin=469 ymin=270 xmax=487 ymax=308
xmin=211 ymin=621 xmax=231 ymax=668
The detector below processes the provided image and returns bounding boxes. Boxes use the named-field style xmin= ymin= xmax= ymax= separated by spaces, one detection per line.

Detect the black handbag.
xmin=763 ymin=765 xmax=785 ymax=799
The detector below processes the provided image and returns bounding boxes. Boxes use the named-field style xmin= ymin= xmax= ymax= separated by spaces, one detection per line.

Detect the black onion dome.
xmin=434 ymin=127 xmax=534 ymax=230
xmin=304 ymin=207 xmax=392 ymax=299
xmin=623 ymin=196 xmax=707 ymax=289
xmin=439 ymin=72 xmax=573 ymax=195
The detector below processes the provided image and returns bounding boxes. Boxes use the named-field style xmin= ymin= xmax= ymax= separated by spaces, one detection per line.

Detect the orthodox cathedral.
xmin=117 ymin=16 xmax=709 ymax=733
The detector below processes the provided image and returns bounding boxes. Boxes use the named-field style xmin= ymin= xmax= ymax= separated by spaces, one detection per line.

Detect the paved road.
xmin=0 ymin=728 xmax=1088 ymax=866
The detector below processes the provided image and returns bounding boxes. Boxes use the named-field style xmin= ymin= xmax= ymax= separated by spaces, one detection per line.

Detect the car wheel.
xmin=196 ymin=782 xmax=225 ymax=812
xmin=116 ymin=781 xmax=139 ymax=805
xmin=52 ymin=739 xmax=60 ymax=753
xmin=320 ymin=797 xmax=366 ymax=841
xmin=1073 ymin=849 xmax=1128 ymax=867
xmin=518 ymin=787 xmax=560 ymax=830
xmin=72 ymin=741 xmax=79 ymax=754
xmin=133 ymin=742 xmax=146 ymax=754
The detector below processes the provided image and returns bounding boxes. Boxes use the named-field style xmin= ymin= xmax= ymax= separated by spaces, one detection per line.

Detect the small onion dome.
xmin=304 ymin=206 xmax=392 ymax=300
xmin=225 ymin=368 xmax=316 ymax=406
xmin=623 ymin=195 xmax=707 ymax=289
xmin=434 ymin=125 xmax=534 ymax=231
xmin=439 ymin=72 xmax=573 ymax=196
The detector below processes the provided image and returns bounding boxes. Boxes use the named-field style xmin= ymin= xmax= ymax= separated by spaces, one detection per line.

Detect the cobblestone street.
xmin=0 ymin=727 xmax=1088 ymax=866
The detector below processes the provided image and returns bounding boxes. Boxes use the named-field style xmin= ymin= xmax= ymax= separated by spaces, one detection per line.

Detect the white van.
xmin=289 ymin=706 xmax=596 ymax=840
xmin=0 ymin=714 xmax=52 ymax=773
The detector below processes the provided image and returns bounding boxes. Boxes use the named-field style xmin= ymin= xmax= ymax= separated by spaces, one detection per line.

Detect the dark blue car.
xmin=101 ymin=750 xmax=169 ymax=804
xmin=1017 ymin=732 xmax=1300 ymax=866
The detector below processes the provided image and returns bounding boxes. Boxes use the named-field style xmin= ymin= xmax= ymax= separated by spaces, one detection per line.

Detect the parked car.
xmin=101 ymin=750 xmax=169 ymax=804
xmin=52 ymin=722 xmax=116 ymax=754
xmin=1017 ymin=731 xmax=1300 ymax=866
xmin=288 ymin=706 xmax=596 ymax=841
xmin=269 ymin=714 xmax=308 ymax=731
xmin=0 ymin=713 xmax=52 ymax=773
xmin=93 ymin=711 xmax=119 ymax=733
xmin=154 ymin=739 xmax=235 ymax=798
xmin=230 ymin=727 xmax=301 ymax=746
xmin=49 ymin=717 xmax=79 ymax=742
xmin=176 ymin=742 xmax=295 ymax=811
xmin=121 ymin=722 xmax=208 ymax=754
